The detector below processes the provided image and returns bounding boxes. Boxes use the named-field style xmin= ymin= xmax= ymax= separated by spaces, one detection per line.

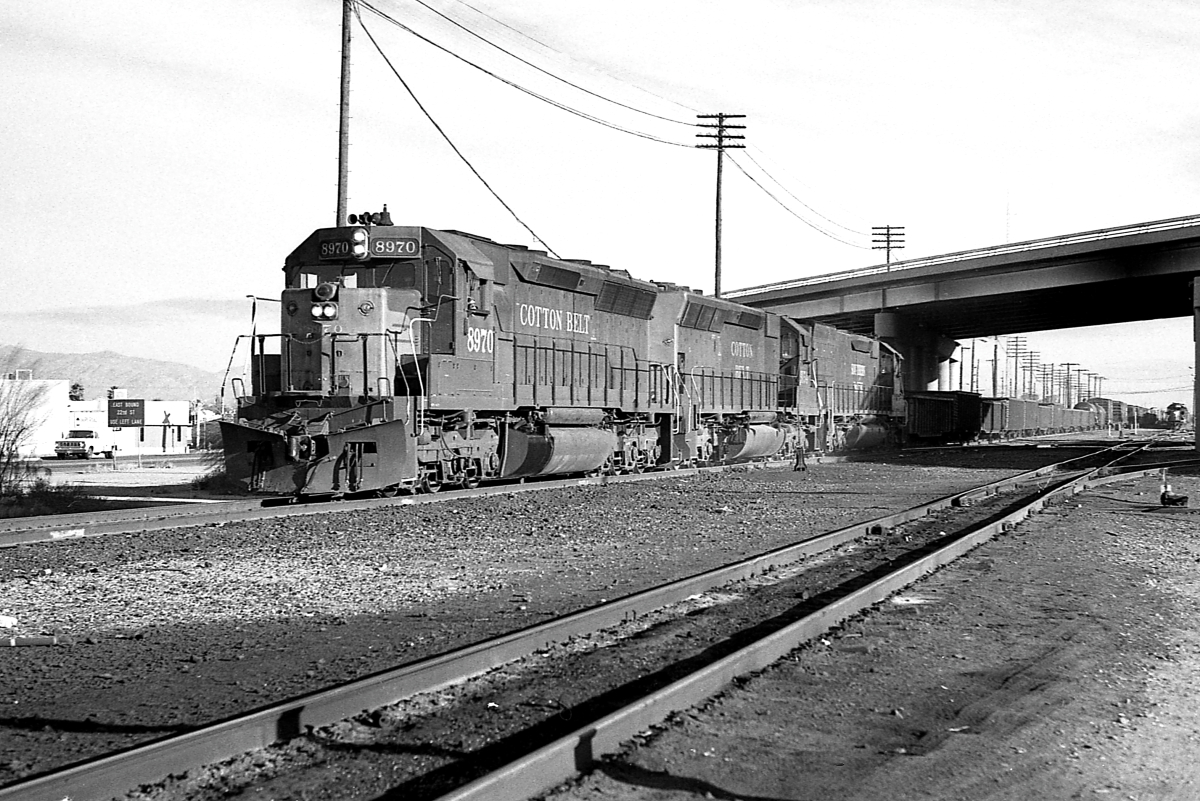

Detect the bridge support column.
xmin=875 ymin=312 xmax=960 ymax=394
xmin=939 ymin=358 xmax=953 ymax=391
xmin=1194 ymin=280 xmax=1199 ymax=451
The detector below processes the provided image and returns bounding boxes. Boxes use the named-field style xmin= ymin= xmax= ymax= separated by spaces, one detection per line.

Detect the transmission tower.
xmin=696 ymin=113 xmax=746 ymax=298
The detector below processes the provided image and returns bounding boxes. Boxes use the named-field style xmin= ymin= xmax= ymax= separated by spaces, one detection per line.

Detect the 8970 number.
xmin=466 ymin=327 xmax=495 ymax=354
xmin=371 ymin=237 xmax=419 ymax=256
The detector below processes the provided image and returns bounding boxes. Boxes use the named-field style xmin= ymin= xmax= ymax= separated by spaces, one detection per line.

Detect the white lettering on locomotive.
xmin=466 ymin=326 xmax=495 ymax=354
xmin=731 ymin=341 xmax=754 ymax=358
xmin=518 ymin=303 xmax=590 ymax=334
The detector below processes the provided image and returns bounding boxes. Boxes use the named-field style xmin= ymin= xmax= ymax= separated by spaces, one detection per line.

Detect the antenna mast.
xmin=336 ymin=0 xmax=352 ymax=227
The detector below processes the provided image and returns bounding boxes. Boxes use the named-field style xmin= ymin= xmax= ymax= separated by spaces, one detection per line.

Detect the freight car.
xmin=1083 ymin=397 xmax=1147 ymax=430
xmin=914 ymin=394 xmax=1099 ymax=443
xmin=222 ymin=217 xmax=856 ymax=495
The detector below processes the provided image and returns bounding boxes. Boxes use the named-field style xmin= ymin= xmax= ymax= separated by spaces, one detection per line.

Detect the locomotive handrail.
xmin=725 ymin=213 xmax=1200 ymax=298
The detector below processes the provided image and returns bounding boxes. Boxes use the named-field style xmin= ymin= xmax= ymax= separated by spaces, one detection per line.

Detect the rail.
xmin=438 ymin=451 xmax=1180 ymax=801
xmin=724 ymin=213 xmax=1200 ymax=299
xmin=0 ymin=456 xmax=1104 ymax=801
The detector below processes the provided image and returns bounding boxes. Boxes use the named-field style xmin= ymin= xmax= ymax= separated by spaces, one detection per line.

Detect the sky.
xmin=2 ymin=0 xmax=1198 ymax=409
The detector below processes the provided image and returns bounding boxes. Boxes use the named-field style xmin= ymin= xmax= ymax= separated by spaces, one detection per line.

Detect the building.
xmin=65 ymin=399 xmax=193 ymax=457
xmin=0 ymin=375 xmax=70 ymax=457
xmin=1 ymin=374 xmax=195 ymax=457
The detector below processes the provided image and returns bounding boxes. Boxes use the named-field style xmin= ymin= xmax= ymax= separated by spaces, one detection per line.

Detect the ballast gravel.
xmin=0 ymin=450 xmax=1071 ymax=785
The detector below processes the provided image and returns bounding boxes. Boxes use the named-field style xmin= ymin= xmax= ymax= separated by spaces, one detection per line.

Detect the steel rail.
xmin=0 ymin=460 xmax=1065 ymax=801
xmin=435 ymin=459 xmax=1160 ymax=801
xmin=0 ymin=461 xmax=784 ymax=549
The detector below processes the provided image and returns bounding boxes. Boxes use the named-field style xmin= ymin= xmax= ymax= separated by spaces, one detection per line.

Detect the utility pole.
xmin=1008 ymin=336 xmax=1026 ymax=397
xmin=696 ymin=113 xmax=746 ymax=298
xmin=1062 ymin=363 xmax=1078 ymax=407
xmin=1024 ymin=351 xmax=1039 ymax=399
xmin=336 ymin=0 xmax=353 ymax=227
xmin=969 ymin=339 xmax=977 ymax=392
xmin=1073 ymin=368 xmax=1086 ymax=407
xmin=1094 ymin=375 xmax=1105 ymax=399
xmin=872 ymin=226 xmax=906 ymax=268
xmin=992 ymin=340 xmax=1000 ymax=397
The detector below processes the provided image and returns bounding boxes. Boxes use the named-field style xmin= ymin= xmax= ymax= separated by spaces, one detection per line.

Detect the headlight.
xmin=352 ymin=228 xmax=369 ymax=260
xmin=321 ymin=303 xmax=338 ymax=319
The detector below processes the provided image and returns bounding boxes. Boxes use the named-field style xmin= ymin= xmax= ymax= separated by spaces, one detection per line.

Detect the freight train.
xmin=220 ymin=214 xmax=1098 ymax=496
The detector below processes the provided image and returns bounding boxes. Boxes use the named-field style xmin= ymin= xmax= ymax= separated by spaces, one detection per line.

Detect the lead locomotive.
xmin=221 ymin=211 xmax=899 ymax=495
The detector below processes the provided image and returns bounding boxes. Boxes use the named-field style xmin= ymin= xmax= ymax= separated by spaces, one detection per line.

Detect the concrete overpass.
xmin=725 ymin=214 xmax=1200 ymax=425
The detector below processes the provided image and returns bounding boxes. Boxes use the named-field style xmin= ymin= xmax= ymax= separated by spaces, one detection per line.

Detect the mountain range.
xmin=0 ymin=345 xmax=226 ymax=403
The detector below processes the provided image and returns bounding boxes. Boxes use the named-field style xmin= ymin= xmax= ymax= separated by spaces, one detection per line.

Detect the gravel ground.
xmin=545 ymin=467 xmax=1200 ymax=801
xmin=0 ymin=450 xmax=1063 ymax=787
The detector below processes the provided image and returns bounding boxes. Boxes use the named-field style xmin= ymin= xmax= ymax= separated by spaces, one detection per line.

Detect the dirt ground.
xmin=547 ymin=470 xmax=1200 ymax=801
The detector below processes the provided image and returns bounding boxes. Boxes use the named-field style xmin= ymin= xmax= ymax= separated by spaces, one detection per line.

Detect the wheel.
xmin=376 ymin=485 xmax=400 ymax=498
xmin=461 ymin=472 xmax=481 ymax=490
xmin=56 ymin=454 xmax=66 ymax=460
xmin=419 ymin=475 xmax=442 ymax=494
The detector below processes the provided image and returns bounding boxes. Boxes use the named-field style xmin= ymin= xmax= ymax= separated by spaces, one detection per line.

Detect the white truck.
xmin=54 ymin=429 xmax=115 ymax=459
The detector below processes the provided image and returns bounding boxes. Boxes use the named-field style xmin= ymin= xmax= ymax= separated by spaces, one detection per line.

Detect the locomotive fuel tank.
xmin=721 ymin=424 xmax=788 ymax=461
xmin=500 ymin=426 xmax=618 ymax=478
xmin=842 ymin=416 xmax=889 ymax=450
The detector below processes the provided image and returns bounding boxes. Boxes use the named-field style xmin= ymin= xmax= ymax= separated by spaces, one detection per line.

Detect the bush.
xmin=0 ymin=479 xmax=94 ymax=518
xmin=190 ymin=468 xmax=249 ymax=495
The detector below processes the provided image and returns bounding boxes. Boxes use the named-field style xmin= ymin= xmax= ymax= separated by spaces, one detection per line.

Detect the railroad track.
xmin=3 ymin=440 xmax=1183 ymax=549
xmin=7 ymin=447 xmax=1196 ymax=801
xmin=0 ymin=461 xmax=788 ymax=549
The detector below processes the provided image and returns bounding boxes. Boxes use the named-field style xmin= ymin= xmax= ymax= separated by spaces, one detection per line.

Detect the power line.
xmin=746 ymin=144 xmax=872 ymax=231
xmin=354 ymin=5 xmax=559 ymax=257
xmin=739 ymin=149 xmax=868 ymax=237
xmin=357 ymin=1 xmax=693 ymax=148
xmin=1107 ymin=385 xmax=1194 ymax=395
xmin=364 ymin=2 xmax=875 ymax=251
xmin=443 ymin=0 xmax=700 ymax=117
xmin=726 ymin=153 xmax=869 ymax=249
xmin=399 ymin=0 xmax=694 ymax=127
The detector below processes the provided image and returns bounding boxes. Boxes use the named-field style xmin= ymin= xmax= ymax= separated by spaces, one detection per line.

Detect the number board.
xmin=369 ymin=237 xmax=419 ymax=257
xmin=108 ymin=399 xmax=145 ymax=427
xmin=317 ymin=238 xmax=353 ymax=260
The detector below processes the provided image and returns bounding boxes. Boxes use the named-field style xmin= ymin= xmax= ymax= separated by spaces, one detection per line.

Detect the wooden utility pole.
xmin=1062 ymin=362 xmax=1078 ymax=406
xmin=336 ymin=0 xmax=353 ymax=227
xmin=696 ymin=114 xmax=745 ymax=298
xmin=871 ymin=226 xmax=906 ymax=267
xmin=1008 ymin=336 xmax=1026 ymax=397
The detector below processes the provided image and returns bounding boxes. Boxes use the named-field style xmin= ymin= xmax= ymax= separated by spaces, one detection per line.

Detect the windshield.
xmin=67 ymin=430 xmax=95 ymax=438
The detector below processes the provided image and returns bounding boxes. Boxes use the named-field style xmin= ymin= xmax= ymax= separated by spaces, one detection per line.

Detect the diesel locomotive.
xmin=220 ymin=212 xmax=898 ymax=495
